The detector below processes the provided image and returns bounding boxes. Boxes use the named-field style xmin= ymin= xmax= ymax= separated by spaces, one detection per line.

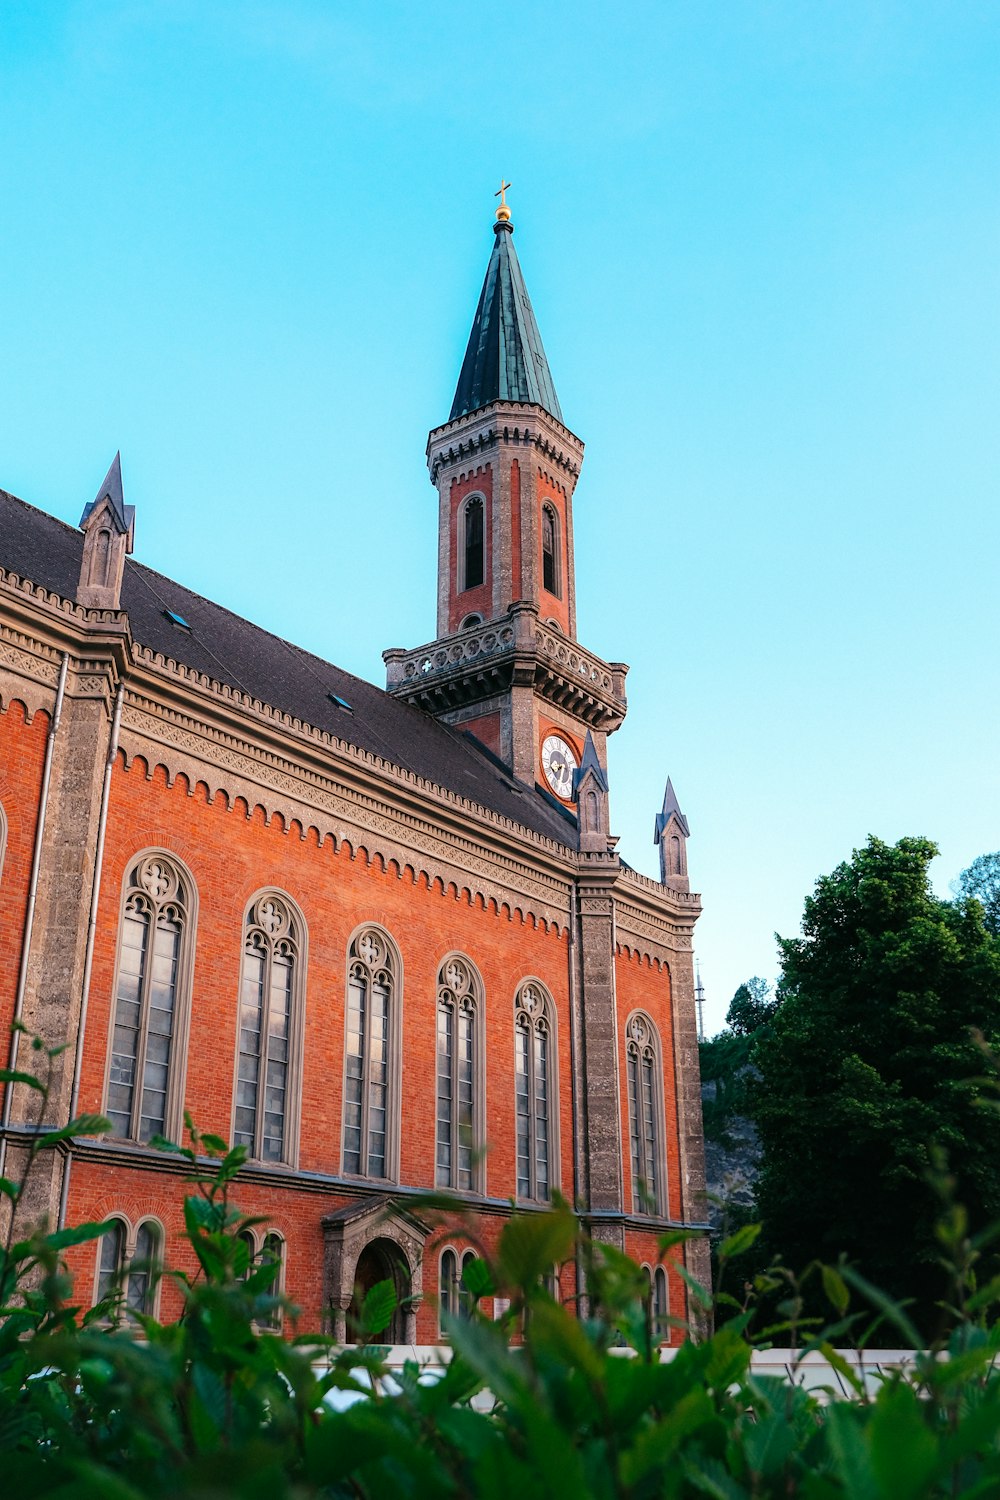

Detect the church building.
xmin=0 ymin=194 xmax=708 ymax=1341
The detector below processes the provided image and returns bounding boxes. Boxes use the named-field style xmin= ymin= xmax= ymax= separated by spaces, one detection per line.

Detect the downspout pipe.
xmin=0 ymin=652 xmax=69 ymax=1174
xmin=58 ymin=681 xmax=124 ymax=1229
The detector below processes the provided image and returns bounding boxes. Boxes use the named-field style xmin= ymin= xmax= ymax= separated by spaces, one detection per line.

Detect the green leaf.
xmin=839 ymin=1264 xmax=924 ymax=1349
xmin=199 ymin=1132 xmax=228 ymax=1155
xmin=498 ymin=1202 xmax=576 ymax=1288
xmin=821 ymin=1263 xmax=851 ymax=1317
xmin=36 ymin=1114 xmax=110 ymax=1148
xmin=0 ymin=1069 xmax=45 ymax=1091
xmin=359 ymin=1277 xmax=396 ymax=1336
xmin=0 ymin=1178 xmax=20 ymax=1202
xmin=45 ymin=1221 xmax=117 ymax=1251
xmin=869 ymin=1382 xmax=939 ymax=1500
xmin=717 ymin=1222 xmax=762 ymax=1260
xmin=462 ymin=1255 xmax=495 ymax=1300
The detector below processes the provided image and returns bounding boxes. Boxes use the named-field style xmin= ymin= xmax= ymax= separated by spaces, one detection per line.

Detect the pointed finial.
xmin=495 ymin=178 xmax=512 ymax=224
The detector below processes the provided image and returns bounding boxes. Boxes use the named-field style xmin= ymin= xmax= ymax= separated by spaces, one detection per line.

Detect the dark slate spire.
xmin=80 ymin=451 xmax=130 ymax=533
xmin=450 ymin=203 xmax=563 ymax=424
xmin=655 ymin=777 xmax=690 ymax=841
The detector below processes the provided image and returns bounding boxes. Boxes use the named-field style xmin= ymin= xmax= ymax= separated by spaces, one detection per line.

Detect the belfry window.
xmin=343 ymin=927 xmax=398 ymax=1179
xmin=626 ymin=1012 xmax=665 ymax=1214
xmin=234 ymin=892 xmax=302 ymax=1164
xmin=542 ymin=504 xmax=559 ymax=596
xmin=107 ymin=853 xmax=194 ymax=1143
xmin=463 ymin=496 xmax=484 ymax=591
xmin=514 ymin=981 xmax=555 ymax=1202
xmin=436 ymin=957 xmax=481 ymax=1191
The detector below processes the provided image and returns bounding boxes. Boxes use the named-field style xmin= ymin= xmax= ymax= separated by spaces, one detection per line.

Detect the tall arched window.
xmin=652 ymin=1265 xmax=669 ymax=1341
xmin=436 ymin=956 xmax=482 ymax=1191
xmin=234 ymin=891 xmax=303 ymax=1164
xmin=107 ymin=852 xmax=195 ymax=1143
xmin=343 ymin=927 xmax=399 ymax=1179
xmin=541 ymin=504 xmax=559 ymax=596
xmin=514 ymin=981 xmax=556 ymax=1202
xmin=626 ymin=1012 xmax=666 ymax=1214
xmin=0 ymin=800 xmax=7 ymax=884
xmin=463 ymin=496 xmax=484 ymax=590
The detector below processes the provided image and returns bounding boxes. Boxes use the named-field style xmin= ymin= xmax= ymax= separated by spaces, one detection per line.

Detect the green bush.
xmin=5 ymin=1036 xmax=1000 ymax=1497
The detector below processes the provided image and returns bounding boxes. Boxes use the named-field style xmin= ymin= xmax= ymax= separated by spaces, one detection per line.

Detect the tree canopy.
xmin=753 ymin=835 xmax=1000 ymax=1326
xmin=955 ymin=850 xmax=1000 ymax=936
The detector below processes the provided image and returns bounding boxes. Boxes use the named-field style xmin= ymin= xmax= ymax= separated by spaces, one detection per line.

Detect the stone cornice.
xmin=426 ymin=402 xmax=584 ymax=485
xmin=612 ymin=865 xmax=702 ymax=964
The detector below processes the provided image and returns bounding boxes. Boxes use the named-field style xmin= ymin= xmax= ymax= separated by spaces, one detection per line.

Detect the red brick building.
xmin=0 ymin=200 xmax=708 ymax=1342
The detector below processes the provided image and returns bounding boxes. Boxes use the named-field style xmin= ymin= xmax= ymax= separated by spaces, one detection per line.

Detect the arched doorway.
xmin=349 ymin=1237 xmax=410 ymax=1344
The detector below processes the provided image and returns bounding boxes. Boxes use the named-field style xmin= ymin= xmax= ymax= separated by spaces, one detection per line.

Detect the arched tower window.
xmin=343 ymin=926 xmax=399 ymax=1180
xmin=463 ymin=496 xmax=484 ymax=591
xmin=0 ymin=800 xmax=7 ymax=884
xmin=626 ymin=1011 xmax=666 ymax=1214
xmin=107 ymin=852 xmax=195 ymax=1143
xmin=514 ymin=981 xmax=556 ymax=1202
xmin=436 ymin=956 xmax=482 ymax=1191
xmin=234 ymin=891 xmax=304 ymax=1165
xmin=541 ymin=504 xmax=559 ymax=597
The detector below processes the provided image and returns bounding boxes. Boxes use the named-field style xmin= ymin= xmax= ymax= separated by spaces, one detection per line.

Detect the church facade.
xmin=0 ymin=199 xmax=708 ymax=1341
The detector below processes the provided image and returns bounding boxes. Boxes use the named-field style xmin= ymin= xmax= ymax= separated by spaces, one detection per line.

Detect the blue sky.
xmin=2 ymin=1 xmax=997 ymax=1031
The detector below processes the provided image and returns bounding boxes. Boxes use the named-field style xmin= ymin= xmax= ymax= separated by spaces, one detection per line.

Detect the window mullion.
xmin=132 ymin=904 xmax=156 ymax=1137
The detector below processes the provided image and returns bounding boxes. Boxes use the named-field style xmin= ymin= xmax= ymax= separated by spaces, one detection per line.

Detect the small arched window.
xmin=541 ymin=505 xmax=559 ymax=597
xmin=463 ymin=496 xmax=484 ymax=591
xmin=343 ymin=927 xmax=399 ymax=1179
xmin=95 ymin=1217 xmax=160 ymax=1322
xmin=107 ymin=852 xmax=195 ymax=1143
xmin=514 ymin=981 xmax=556 ymax=1202
xmin=436 ymin=956 xmax=482 ymax=1192
xmin=460 ymin=613 xmax=483 ymax=630
xmin=258 ymin=1232 xmax=285 ymax=1330
xmin=439 ymin=1247 xmax=480 ymax=1330
xmin=652 ymin=1265 xmax=669 ymax=1341
xmin=626 ymin=1012 xmax=666 ymax=1214
xmin=235 ymin=891 xmax=303 ymax=1165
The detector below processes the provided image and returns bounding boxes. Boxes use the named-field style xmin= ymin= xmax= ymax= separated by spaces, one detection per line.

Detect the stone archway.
xmin=322 ymin=1196 xmax=428 ymax=1345
xmin=349 ymin=1237 xmax=409 ymax=1344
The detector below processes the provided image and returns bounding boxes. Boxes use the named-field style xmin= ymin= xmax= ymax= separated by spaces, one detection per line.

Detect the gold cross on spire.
xmin=495 ymin=178 xmax=512 ymax=222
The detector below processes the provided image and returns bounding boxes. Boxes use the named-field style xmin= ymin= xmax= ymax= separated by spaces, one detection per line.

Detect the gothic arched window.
xmin=343 ymin=927 xmax=400 ymax=1180
xmin=234 ymin=891 xmax=304 ymax=1165
xmin=514 ymin=981 xmax=556 ymax=1202
xmin=652 ymin=1264 xmax=669 ymax=1341
xmin=107 ymin=852 xmax=195 ymax=1143
xmin=626 ymin=1011 xmax=666 ymax=1214
xmin=541 ymin=504 xmax=559 ymax=596
xmin=436 ymin=956 xmax=482 ymax=1191
xmin=463 ymin=496 xmax=484 ymax=591
xmin=0 ymin=800 xmax=7 ymax=884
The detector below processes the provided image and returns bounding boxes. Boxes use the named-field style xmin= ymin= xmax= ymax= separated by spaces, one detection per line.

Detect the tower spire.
xmin=449 ymin=197 xmax=563 ymax=423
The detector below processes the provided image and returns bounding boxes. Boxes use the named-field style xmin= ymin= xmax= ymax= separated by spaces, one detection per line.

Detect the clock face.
xmin=541 ymin=734 xmax=577 ymax=799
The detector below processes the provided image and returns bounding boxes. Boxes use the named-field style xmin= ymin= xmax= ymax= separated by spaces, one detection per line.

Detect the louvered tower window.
xmin=464 ymin=496 xmax=484 ymax=590
xmin=107 ymin=854 xmax=192 ymax=1143
xmin=515 ymin=982 xmax=554 ymax=1201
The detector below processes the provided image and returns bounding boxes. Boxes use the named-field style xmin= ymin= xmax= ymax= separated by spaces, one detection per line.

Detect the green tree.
xmin=954 ymin=850 xmax=1000 ymax=936
xmin=753 ymin=835 xmax=1000 ymax=1329
xmin=726 ymin=976 xmax=777 ymax=1036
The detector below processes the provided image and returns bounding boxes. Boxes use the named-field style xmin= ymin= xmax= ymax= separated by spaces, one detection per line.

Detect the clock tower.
xmin=384 ymin=192 xmax=627 ymax=812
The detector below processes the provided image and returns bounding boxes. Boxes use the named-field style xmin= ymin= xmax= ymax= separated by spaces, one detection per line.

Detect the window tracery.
xmin=234 ymin=891 xmax=302 ymax=1164
xmin=343 ymin=926 xmax=399 ymax=1179
xmin=514 ymin=981 xmax=555 ymax=1201
xmin=107 ymin=852 xmax=194 ymax=1143
xmin=436 ymin=956 xmax=482 ymax=1191
xmin=626 ymin=1011 xmax=665 ymax=1214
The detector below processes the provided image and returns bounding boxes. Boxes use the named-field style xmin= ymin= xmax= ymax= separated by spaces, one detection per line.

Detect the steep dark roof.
xmin=450 ymin=220 xmax=563 ymax=424
xmin=0 ymin=488 xmax=577 ymax=849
